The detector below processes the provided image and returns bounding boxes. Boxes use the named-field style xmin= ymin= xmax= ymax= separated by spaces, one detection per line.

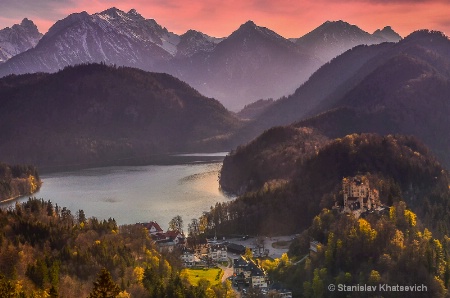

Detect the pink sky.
xmin=0 ymin=0 xmax=449 ymax=38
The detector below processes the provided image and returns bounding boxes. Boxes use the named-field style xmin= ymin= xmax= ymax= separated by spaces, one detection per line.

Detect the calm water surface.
xmin=2 ymin=155 xmax=233 ymax=230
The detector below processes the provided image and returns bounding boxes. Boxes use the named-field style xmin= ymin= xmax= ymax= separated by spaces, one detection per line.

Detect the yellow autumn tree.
xmin=358 ymin=219 xmax=377 ymax=242
xmin=404 ymin=209 xmax=417 ymax=227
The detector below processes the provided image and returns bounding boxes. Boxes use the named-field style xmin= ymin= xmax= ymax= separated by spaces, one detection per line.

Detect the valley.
xmin=0 ymin=5 xmax=449 ymax=297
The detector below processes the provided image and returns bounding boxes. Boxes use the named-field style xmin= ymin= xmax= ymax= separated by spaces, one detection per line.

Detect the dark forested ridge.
xmin=220 ymin=126 xmax=329 ymax=195
xmin=0 ymin=163 xmax=41 ymax=201
xmin=0 ymin=63 xmax=241 ymax=170
xmin=215 ymin=132 xmax=450 ymax=236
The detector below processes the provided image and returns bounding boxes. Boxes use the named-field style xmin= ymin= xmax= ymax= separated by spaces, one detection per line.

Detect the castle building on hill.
xmin=341 ymin=175 xmax=381 ymax=218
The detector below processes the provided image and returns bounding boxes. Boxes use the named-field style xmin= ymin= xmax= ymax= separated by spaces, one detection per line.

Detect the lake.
xmin=1 ymin=154 xmax=233 ymax=230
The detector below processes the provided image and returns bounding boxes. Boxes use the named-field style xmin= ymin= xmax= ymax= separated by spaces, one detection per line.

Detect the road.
xmin=220 ymin=262 xmax=234 ymax=283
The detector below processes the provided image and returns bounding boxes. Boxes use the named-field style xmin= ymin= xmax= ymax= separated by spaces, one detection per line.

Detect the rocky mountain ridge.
xmin=0 ymin=18 xmax=42 ymax=63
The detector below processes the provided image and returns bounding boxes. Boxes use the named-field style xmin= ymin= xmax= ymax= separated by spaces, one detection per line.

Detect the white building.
xmin=181 ymin=248 xmax=196 ymax=267
xmin=208 ymin=244 xmax=228 ymax=262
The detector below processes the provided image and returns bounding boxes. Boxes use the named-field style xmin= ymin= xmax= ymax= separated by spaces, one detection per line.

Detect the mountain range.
xmin=0 ymin=9 xmax=178 ymax=75
xmin=0 ymin=8 xmax=400 ymax=110
xmin=166 ymin=20 xmax=321 ymax=110
xmin=0 ymin=64 xmax=240 ymax=170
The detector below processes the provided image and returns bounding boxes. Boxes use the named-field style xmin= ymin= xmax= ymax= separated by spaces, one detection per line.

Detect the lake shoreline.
xmin=1 ymin=156 xmax=233 ymax=229
xmin=0 ymin=184 xmax=43 ymax=205
xmin=37 ymin=153 xmax=229 ymax=174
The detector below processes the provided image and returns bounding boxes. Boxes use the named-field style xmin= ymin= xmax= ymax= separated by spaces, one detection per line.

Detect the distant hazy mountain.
xmin=296 ymin=20 xmax=401 ymax=62
xmin=175 ymin=30 xmax=223 ymax=58
xmin=232 ymin=42 xmax=394 ymax=145
xmin=168 ymin=20 xmax=321 ymax=110
xmin=0 ymin=64 xmax=241 ymax=169
xmin=373 ymin=26 xmax=402 ymax=41
xmin=0 ymin=18 xmax=42 ymax=63
xmin=236 ymin=98 xmax=275 ymax=120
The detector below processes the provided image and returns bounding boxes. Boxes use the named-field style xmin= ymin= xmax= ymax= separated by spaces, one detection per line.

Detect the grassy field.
xmin=181 ymin=268 xmax=223 ymax=286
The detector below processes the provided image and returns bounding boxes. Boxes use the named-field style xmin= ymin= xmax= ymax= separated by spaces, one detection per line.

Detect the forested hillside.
xmin=0 ymin=63 xmax=241 ymax=170
xmin=0 ymin=198 xmax=232 ymax=297
xmin=214 ymin=131 xmax=450 ymax=297
xmin=220 ymin=126 xmax=329 ymax=195
xmin=269 ymin=203 xmax=449 ymax=297
xmin=215 ymin=132 xmax=450 ymax=236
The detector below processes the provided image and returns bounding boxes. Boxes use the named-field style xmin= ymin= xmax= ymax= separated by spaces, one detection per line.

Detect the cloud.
xmin=0 ymin=0 xmax=77 ymax=31
xmin=0 ymin=0 xmax=74 ymax=19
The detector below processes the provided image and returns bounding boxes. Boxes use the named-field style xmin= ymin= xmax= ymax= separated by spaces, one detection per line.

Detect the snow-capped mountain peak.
xmin=0 ymin=18 xmax=42 ymax=63
xmin=93 ymin=7 xmax=180 ymax=55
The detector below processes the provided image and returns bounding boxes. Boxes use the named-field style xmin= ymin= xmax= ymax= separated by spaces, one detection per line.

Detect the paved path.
xmin=218 ymin=260 xmax=241 ymax=297
xmin=220 ymin=264 xmax=234 ymax=283
xmin=293 ymin=254 xmax=309 ymax=265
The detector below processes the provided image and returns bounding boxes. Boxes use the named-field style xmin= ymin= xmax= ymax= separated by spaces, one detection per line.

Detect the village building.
xmin=234 ymin=256 xmax=249 ymax=275
xmin=341 ymin=175 xmax=381 ymax=218
xmin=139 ymin=221 xmax=186 ymax=252
xmin=208 ymin=244 xmax=228 ymax=262
xmin=233 ymin=256 xmax=268 ymax=288
xmin=180 ymin=248 xmax=196 ymax=267
xmin=227 ymin=242 xmax=246 ymax=255
xmin=155 ymin=239 xmax=175 ymax=253
xmin=248 ymin=262 xmax=267 ymax=288
xmin=165 ymin=230 xmax=186 ymax=246
xmin=140 ymin=221 xmax=164 ymax=235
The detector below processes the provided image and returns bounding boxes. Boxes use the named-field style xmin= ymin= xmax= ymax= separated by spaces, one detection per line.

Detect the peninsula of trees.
xmin=0 ymin=163 xmax=41 ymax=202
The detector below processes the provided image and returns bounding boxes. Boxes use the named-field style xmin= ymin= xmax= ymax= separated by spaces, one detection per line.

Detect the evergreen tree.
xmin=49 ymin=285 xmax=58 ymax=298
xmin=88 ymin=268 xmax=121 ymax=298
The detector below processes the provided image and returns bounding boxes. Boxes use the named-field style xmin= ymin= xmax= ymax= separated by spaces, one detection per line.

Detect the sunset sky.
xmin=0 ymin=0 xmax=449 ymax=38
